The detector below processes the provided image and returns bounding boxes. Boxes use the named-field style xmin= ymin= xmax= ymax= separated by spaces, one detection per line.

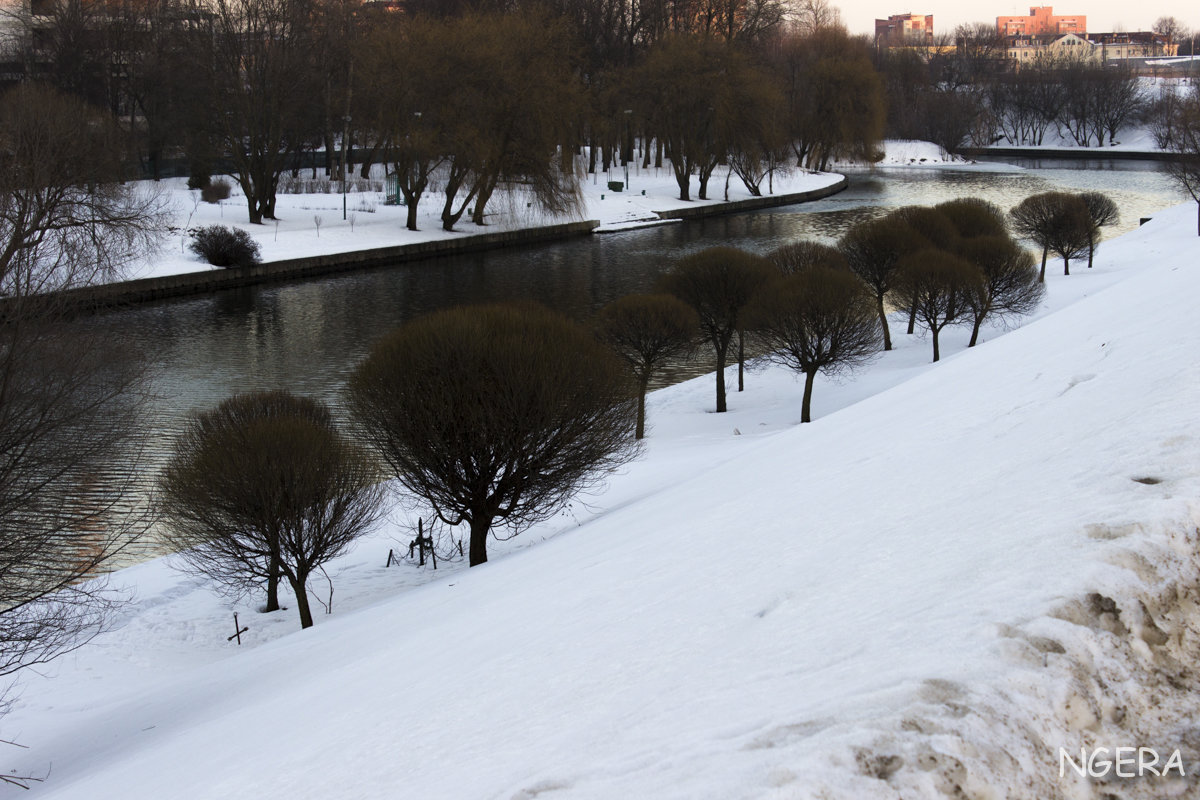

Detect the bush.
xmin=200 ymin=178 xmax=232 ymax=203
xmin=188 ymin=225 xmax=261 ymax=268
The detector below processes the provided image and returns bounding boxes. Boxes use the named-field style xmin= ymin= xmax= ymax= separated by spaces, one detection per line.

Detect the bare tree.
xmin=956 ymin=236 xmax=1045 ymax=346
xmin=595 ymin=294 xmax=698 ymax=439
xmin=657 ymin=247 xmax=776 ymax=411
xmin=158 ymin=392 xmax=385 ymax=629
xmin=1162 ymin=92 xmax=1200 ymax=235
xmin=1153 ymin=16 xmax=1187 ymax=50
xmin=747 ymin=267 xmax=880 ymax=422
xmin=774 ymin=27 xmax=885 ymax=171
xmin=347 ymin=304 xmax=640 ymax=567
xmin=192 ymin=0 xmax=321 ymax=223
xmin=838 ymin=215 xmax=925 ymax=350
xmin=892 ymin=250 xmax=984 ymax=362
xmin=0 ymin=85 xmax=163 ymax=694
xmin=1010 ymin=192 xmax=1093 ymax=280
xmin=934 ymin=198 xmax=1008 ymax=239
xmin=1079 ymin=192 xmax=1119 ymax=269
xmin=767 ymin=240 xmax=849 ymax=274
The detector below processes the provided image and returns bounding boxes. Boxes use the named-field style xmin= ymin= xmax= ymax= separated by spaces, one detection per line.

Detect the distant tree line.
xmin=0 ymin=0 xmax=885 ymax=224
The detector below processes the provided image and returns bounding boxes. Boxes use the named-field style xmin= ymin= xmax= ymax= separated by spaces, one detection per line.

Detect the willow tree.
xmin=1010 ymin=192 xmax=1093 ymax=280
xmin=838 ymin=216 xmax=925 ymax=350
xmin=892 ymin=250 xmax=984 ymax=362
xmin=657 ymin=247 xmax=776 ymax=411
xmin=158 ymin=392 xmax=384 ymax=630
xmin=773 ymin=26 xmax=885 ymax=170
xmin=193 ymin=0 xmax=321 ymax=223
xmin=347 ymin=304 xmax=639 ymax=567
xmin=595 ymin=294 xmax=698 ymax=439
xmin=747 ymin=267 xmax=880 ymax=422
xmin=956 ymin=236 xmax=1045 ymax=346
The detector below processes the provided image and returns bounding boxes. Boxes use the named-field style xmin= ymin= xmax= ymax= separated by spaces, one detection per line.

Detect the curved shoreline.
xmin=63 ymin=176 xmax=849 ymax=309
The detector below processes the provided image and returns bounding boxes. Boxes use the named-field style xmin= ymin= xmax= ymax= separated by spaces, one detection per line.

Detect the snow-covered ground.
xmin=135 ymin=166 xmax=843 ymax=282
xmin=8 ymin=176 xmax=1200 ymax=796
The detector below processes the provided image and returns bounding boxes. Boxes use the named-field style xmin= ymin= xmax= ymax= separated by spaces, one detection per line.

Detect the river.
xmin=101 ymin=158 xmax=1187 ymax=557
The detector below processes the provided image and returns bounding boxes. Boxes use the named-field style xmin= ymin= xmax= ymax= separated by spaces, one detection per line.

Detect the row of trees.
xmin=156 ymin=195 xmax=1073 ymax=612
xmin=879 ymin=40 xmax=1146 ymax=152
xmin=1 ymin=0 xmax=884 ymax=224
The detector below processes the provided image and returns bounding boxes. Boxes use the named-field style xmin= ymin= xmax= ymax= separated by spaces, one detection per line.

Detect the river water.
xmin=120 ymin=158 xmax=1186 ymax=411
xmin=102 ymin=158 xmax=1185 ymax=557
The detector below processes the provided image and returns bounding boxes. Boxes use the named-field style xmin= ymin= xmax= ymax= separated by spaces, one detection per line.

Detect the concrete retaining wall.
xmin=64 ymin=220 xmax=600 ymax=308
xmin=652 ymin=175 xmax=849 ymax=220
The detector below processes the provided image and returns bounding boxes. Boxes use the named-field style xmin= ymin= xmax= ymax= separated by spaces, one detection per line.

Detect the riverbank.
xmin=12 ymin=201 xmax=1200 ymax=798
xmin=99 ymin=168 xmax=845 ymax=306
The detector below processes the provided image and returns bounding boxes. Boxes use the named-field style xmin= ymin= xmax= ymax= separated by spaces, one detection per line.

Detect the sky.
xmin=837 ymin=1 xmax=1200 ymax=37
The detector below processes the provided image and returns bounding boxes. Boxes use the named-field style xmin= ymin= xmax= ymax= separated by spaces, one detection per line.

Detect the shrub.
xmin=200 ymin=178 xmax=232 ymax=203
xmin=188 ymin=225 xmax=261 ymax=268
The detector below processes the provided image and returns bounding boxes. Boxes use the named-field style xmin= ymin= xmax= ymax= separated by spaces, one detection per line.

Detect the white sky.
xmin=836 ymin=2 xmax=1200 ymax=37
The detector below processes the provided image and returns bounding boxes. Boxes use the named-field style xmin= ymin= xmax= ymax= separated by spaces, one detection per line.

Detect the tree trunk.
xmin=265 ymin=552 xmax=280 ymax=612
xmin=1039 ymin=245 xmax=1048 ymax=282
xmin=468 ymin=516 xmax=490 ymax=567
xmin=1063 ymin=254 xmax=1070 ymax=276
xmin=635 ymin=376 xmax=648 ymax=439
xmin=737 ymin=328 xmax=745 ymax=392
xmin=906 ymin=299 xmax=917 ymax=334
xmin=406 ymin=198 xmax=419 ymax=231
xmin=1088 ymin=236 xmax=1095 ymax=268
xmin=877 ymin=295 xmax=892 ymax=351
xmin=931 ymin=326 xmax=941 ymax=362
xmin=969 ymin=316 xmax=982 ymax=347
xmin=801 ymin=369 xmax=816 ymax=423
xmin=288 ymin=574 xmax=314 ymax=629
xmin=714 ymin=345 xmax=728 ymax=412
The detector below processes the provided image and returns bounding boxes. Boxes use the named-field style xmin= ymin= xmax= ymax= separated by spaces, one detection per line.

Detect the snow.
xmin=7 ymin=197 xmax=1200 ymax=797
xmin=134 ymin=166 xmax=843 ymax=282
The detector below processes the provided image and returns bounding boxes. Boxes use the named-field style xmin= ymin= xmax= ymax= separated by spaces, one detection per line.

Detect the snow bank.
xmin=7 ymin=204 xmax=1200 ymax=799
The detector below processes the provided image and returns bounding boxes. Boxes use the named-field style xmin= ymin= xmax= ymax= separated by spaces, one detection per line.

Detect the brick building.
xmin=874 ymin=13 xmax=934 ymax=48
xmin=997 ymin=6 xmax=1085 ymax=37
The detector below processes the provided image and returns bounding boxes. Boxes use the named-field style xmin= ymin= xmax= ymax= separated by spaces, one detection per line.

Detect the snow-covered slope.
xmin=8 ymin=205 xmax=1200 ymax=798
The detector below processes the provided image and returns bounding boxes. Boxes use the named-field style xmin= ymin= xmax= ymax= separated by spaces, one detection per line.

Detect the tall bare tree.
xmin=0 ymin=84 xmax=164 ymax=696
xmin=194 ymin=0 xmax=321 ymax=223
xmin=1162 ymin=92 xmax=1200 ymax=235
